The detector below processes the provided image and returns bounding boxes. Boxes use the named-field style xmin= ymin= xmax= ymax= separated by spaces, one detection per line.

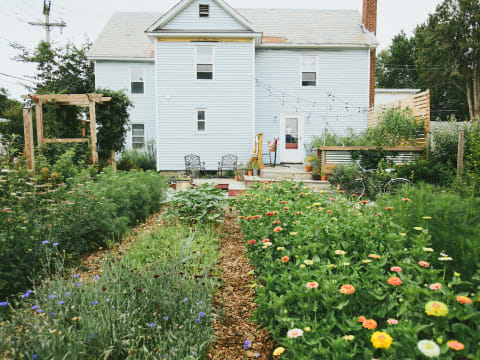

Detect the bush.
xmin=117 ymin=141 xmax=156 ymax=171
xmin=328 ymin=164 xmax=358 ymax=189
xmin=0 ymin=162 xmax=167 ymax=299
xmin=396 ymin=159 xmax=455 ymax=186
xmin=0 ymin=225 xmax=218 ymax=359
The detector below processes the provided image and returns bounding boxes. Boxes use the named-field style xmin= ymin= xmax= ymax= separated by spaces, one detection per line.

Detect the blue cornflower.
xmin=198 ymin=300 xmax=204 ymax=305
xmin=50 ymin=312 xmax=55 ymax=316
xmin=196 ymin=318 xmax=201 ymax=323
xmin=111 ymin=305 xmax=115 ymax=309
xmin=0 ymin=301 xmax=8 ymax=307
xmin=75 ymin=283 xmax=82 ymax=287
xmin=93 ymin=275 xmax=100 ymax=280
xmin=42 ymin=240 xmax=49 ymax=245
xmin=22 ymin=290 xmax=33 ymax=298
xmin=191 ymin=352 xmax=197 ymax=357
xmin=183 ymin=298 xmax=188 ymax=303
xmin=73 ymin=274 xmax=79 ymax=278
xmin=88 ymin=333 xmax=93 ymax=339
xmin=198 ymin=312 xmax=205 ymax=318
xmin=244 ymin=340 xmax=251 ymax=349
xmin=31 ymin=305 xmax=39 ymax=310
xmin=36 ymin=309 xmax=44 ymax=313
xmin=48 ymin=294 xmax=57 ymax=299
xmin=254 ymin=353 xmax=260 ymax=358
xmin=91 ymin=301 xmax=98 ymax=306
xmin=52 ymin=242 xmax=59 ymax=247
xmin=33 ymin=354 xmax=37 ymax=359
xmin=163 ymin=316 xmax=168 ymax=321
xmin=58 ymin=301 xmax=64 ymax=305
xmin=65 ymin=292 xmax=71 ymax=296
xmin=150 ymin=322 xmax=156 ymax=328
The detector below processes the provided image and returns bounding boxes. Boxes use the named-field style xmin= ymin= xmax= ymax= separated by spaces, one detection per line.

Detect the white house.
xmin=375 ymin=89 xmax=421 ymax=106
xmin=88 ymin=0 xmax=378 ymax=170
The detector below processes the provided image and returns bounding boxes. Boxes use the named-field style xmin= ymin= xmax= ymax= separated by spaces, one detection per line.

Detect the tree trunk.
xmin=473 ymin=67 xmax=480 ymax=121
xmin=466 ymin=80 xmax=474 ymax=122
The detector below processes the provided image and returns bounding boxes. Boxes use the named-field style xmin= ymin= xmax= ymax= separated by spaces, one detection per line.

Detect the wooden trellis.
xmin=22 ymin=94 xmax=111 ymax=173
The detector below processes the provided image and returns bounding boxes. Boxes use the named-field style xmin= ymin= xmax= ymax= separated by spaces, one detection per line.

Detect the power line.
xmin=0 ymin=72 xmax=38 ymax=84
xmin=28 ymin=0 xmax=66 ymax=44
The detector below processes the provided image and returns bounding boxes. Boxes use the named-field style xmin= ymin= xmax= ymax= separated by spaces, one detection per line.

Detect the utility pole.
xmin=28 ymin=0 xmax=66 ymax=44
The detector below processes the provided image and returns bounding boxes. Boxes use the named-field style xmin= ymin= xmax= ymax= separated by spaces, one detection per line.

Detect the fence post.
xmin=457 ymin=129 xmax=465 ymax=176
xmin=23 ymin=107 xmax=35 ymax=173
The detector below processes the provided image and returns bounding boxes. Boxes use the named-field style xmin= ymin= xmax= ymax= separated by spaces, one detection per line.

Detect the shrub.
xmin=328 ymin=164 xmax=358 ymax=189
xmin=118 ymin=141 xmax=156 ymax=171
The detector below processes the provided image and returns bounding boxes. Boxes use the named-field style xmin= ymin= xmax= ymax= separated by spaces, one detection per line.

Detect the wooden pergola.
xmin=22 ymin=94 xmax=111 ymax=172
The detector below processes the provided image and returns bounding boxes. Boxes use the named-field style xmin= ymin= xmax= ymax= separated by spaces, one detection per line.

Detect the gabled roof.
xmin=88 ymin=8 xmax=378 ymax=60
xmin=237 ymin=9 xmax=377 ymax=47
xmin=145 ymin=0 xmax=257 ymax=33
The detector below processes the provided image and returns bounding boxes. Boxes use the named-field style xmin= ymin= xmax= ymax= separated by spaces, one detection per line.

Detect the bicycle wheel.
xmin=384 ymin=178 xmax=412 ymax=195
xmin=346 ymin=179 xmax=366 ymax=198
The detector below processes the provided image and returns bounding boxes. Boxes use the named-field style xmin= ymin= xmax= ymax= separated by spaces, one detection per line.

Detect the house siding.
xmin=156 ymin=39 xmax=254 ymax=170
xmin=255 ymin=49 xmax=370 ymax=162
xmin=163 ymin=0 xmax=247 ymax=31
xmin=94 ymin=61 xmax=156 ymax=151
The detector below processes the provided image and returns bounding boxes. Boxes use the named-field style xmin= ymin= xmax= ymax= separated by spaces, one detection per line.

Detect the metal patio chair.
xmin=184 ymin=154 xmax=205 ymax=176
xmin=217 ymin=154 xmax=238 ymax=177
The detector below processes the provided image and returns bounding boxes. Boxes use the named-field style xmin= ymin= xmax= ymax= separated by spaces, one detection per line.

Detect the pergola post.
xmin=23 ymin=108 xmax=35 ymax=173
xmin=35 ymin=101 xmax=44 ymax=145
xmin=89 ymin=100 xmax=98 ymax=165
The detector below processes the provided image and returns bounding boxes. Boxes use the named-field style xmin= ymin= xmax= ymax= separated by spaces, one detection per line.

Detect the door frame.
xmin=279 ymin=113 xmax=305 ymax=163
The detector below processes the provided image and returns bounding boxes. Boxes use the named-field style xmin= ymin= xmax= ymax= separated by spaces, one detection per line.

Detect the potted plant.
xmin=175 ymin=174 xmax=192 ymax=191
xmin=237 ymin=162 xmax=247 ymax=180
xmin=305 ymin=154 xmax=315 ymax=172
xmin=252 ymin=161 xmax=260 ymax=176
xmin=311 ymin=155 xmax=321 ymax=181
xmin=321 ymin=167 xmax=327 ymax=181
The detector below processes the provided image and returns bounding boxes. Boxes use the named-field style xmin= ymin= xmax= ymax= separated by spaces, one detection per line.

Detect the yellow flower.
xmin=425 ymin=301 xmax=448 ymax=317
xmin=371 ymin=331 xmax=393 ymax=349
xmin=362 ymin=259 xmax=372 ymax=264
xmin=249 ymin=283 xmax=256 ymax=288
xmin=344 ymin=335 xmax=355 ymax=341
xmin=297 ymin=245 xmax=302 ymax=249
xmin=304 ymin=260 xmax=313 ymax=266
xmin=247 ymin=270 xmax=254 ymax=275
xmin=312 ymin=203 xmax=321 ymax=206
xmin=422 ymin=216 xmax=432 ymax=220
xmin=423 ymin=247 xmax=434 ymax=252
xmin=290 ymin=232 xmax=297 ymax=236
xmin=343 ymin=262 xmax=350 ymax=266
xmin=454 ymin=272 xmax=461 ymax=277
xmin=327 ymin=264 xmax=336 ymax=268
xmin=399 ymin=233 xmax=407 ymax=236
xmin=49 ymin=329 xmax=57 ymax=334
xmin=273 ymin=347 xmax=285 ymax=356
xmin=414 ymin=227 xmax=423 ymax=231
xmin=300 ymin=264 xmax=306 ymax=268
xmin=304 ymin=326 xmax=311 ymax=332
xmin=277 ymin=247 xmax=285 ymax=251
xmin=335 ymin=250 xmax=346 ymax=255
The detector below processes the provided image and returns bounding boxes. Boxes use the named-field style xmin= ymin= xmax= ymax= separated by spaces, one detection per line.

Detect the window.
xmin=199 ymin=4 xmax=209 ymax=17
xmin=131 ymin=68 xmax=144 ymax=94
xmin=196 ymin=46 xmax=214 ymax=80
xmin=301 ymin=56 xmax=317 ymax=87
xmin=132 ymin=124 xmax=145 ymax=149
xmin=196 ymin=109 xmax=207 ymax=133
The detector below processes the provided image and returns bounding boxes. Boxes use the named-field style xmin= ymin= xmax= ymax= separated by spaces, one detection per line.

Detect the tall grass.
xmin=117 ymin=142 xmax=156 ymax=171
xmin=0 ymin=225 xmax=218 ymax=359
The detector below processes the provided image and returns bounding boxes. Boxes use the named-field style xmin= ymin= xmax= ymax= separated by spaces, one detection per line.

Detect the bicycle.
xmin=346 ymin=161 xmax=412 ymax=198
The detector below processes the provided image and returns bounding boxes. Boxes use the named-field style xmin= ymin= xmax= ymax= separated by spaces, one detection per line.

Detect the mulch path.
xmin=208 ymin=212 xmax=275 ymax=360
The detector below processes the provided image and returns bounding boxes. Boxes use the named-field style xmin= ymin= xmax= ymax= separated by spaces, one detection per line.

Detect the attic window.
xmin=199 ymin=4 xmax=209 ymax=17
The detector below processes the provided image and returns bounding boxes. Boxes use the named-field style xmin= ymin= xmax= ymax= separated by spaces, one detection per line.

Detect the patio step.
xmin=244 ymin=176 xmax=330 ymax=191
xmin=261 ymin=165 xmax=312 ymax=181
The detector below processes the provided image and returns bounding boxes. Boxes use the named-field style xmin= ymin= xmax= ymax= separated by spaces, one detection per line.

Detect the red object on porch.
xmin=286 ymin=143 xmax=298 ymax=149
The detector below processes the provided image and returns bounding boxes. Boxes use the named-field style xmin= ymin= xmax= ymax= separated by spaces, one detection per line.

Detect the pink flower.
xmin=418 ymin=261 xmax=430 ymax=268
xmin=429 ymin=283 xmax=442 ymax=291
xmin=387 ymin=319 xmax=398 ymax=325
xmin=387 ymin=277 xmax=402 ymax=286
xmin=306 ymin=281 xmax=319 ymax=289
xmin=390 ymin=266 xmax=402 ymax=273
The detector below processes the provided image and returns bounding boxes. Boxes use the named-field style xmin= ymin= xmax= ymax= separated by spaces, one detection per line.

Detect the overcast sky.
xmin=0 ymin=0 xmax=443 ymax=100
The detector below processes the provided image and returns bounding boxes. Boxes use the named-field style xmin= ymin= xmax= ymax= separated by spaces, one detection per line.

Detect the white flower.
xmin=287 ymin=328 xmax=304 ymax=338
xmin=417 ymin=340 xmax=440 ymax=358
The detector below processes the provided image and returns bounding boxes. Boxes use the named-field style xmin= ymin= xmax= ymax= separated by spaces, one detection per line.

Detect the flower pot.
xmin=321 ymin=175 xmax=327 ymax=181
xmin=253 ymin=169 xmax=260 ymax=176
xmin=235 ymin=176 xmax=239 ymax=181
xmin=176 ymin=180 xmax=191 ymax=191
xmin=260 ymin=164 xmax=265 ymax=170
xmin=305 ymin=165 xmax=312 ymax=172
xmin=312 ymin=174 xmax=321 ymax=181
xmin=248 ymin=170 xmax=253 ymax=176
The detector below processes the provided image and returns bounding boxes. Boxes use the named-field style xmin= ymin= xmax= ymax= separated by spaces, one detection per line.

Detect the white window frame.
xmin=194 ymin=45 xmax=215 ymax=81
xmin=131 ymin=123 xmax=145 ymax=150
xmin=195 ymin=108 xmax=208 ymax=135
xmin=301 ymin=56 xmax=318 ymax=88
xmin=130 ymin=68 xmax=145 ymax=95
xmin=199 ymin=4 xmax=210 ymax=18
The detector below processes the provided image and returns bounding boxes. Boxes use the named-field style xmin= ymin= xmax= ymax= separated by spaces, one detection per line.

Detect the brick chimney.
xmin=362 ymin=0 xmax=377 ymax=108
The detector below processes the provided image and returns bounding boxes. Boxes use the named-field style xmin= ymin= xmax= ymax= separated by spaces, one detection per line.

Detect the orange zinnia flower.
xmin=247 ymin=240 xmax=256 ymax=245
xmin=246 ymin=216 xmax=253 ymax=221
xmin=362 ymin=319 xmax=377 ymax=330
xmin=262 ymin=238 xmax=270 ymax=243
xmin=360 ymin=200 xmax=369 ymax=204
xmin=358 ymin=316 xmax=366 ymax=323
xmin=339 ymin=284 xmax=355 ymax=295
xmin=447 ymin=340 xmax=464 ymax=351
xmin=273 ymin=227 xmax=283 ymax=232
xmin=273 ymin=221 xmax=281 ymax=225
xmin=388 ymin=277 xmax=402 ymax=286
xmin=306 ymin=281 xmax=319 ymax=289
xmin=456 ymin=296 xmax=472 ymax=304
xmin=253 ymin=215 xmax=261 ymax=219
xmin=281 ymin=256 xmax=289 ymax=263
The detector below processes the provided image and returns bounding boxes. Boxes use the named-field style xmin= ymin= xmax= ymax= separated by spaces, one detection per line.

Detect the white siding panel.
xmin=163 ymin=0 xmax=247 ymax=31
xmin=255 ymin=49 xmax=370 ymax=163
xmin=156 ymin=40 xmax=254 ymax=170
xmin=95 ymin=61 xmax=156 ymax=151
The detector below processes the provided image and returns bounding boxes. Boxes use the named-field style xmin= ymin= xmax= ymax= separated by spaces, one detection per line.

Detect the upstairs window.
xmin=196 ymin=109 xmax=207 ymax=133
xmin=301 ymin=56 xmax=317 ymax=87
xmin=132 ymin=124 xmax=145 ymax=149
xmin=196 ymin=46 xmax=214 ymax=80
xmin=131 ymin=68 xmax=144 ymax=94
xmin=199 ymin=4 xmax=209 ymax=17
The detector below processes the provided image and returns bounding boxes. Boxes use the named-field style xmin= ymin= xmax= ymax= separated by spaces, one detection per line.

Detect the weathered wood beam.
xmin=35 ymin=102 xmax=44 ymax=145
xmin=43 ymin=138 xmax=89 ymax=144
xmin=23 ymin=108 xmax=35 ymax=173
xmin=89 ymin=101 xmax=98 ymax=165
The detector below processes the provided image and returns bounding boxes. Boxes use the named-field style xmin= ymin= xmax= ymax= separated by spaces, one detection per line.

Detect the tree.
xmin=376 ymin=31 xmax=420 ymax=89
xmin=0 ymin=88 xmax=24 ymax=145
xmin=415 ymin=0 xmax=480 ymax=121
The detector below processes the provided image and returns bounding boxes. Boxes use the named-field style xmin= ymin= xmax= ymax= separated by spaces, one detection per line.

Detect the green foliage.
xmin=163 ymin=184 xmax=226 ymax=227
xmin=117 ymin=141 xmax=156 ymax=171
xmin=328 ymin=164 xmax=358 ymax=189
xmin=397 ymin=159 xmax=455 ymax=187
xmin=95 ymin=88 xmax=134 ymax=161
xmin=0 ymin=144 xmax=167 ymax=298
xmin=312 ymin=128 xmax=371 ymax=147
xmin=0 ymin=88 xmax=24 ymax=145
xmin=351 ymin=149 xmax=389 ymax=170
xmin=0 ymin=226 xmax=218 ymax=359
xmin=236 ymin=181 xmax=480 ymax=359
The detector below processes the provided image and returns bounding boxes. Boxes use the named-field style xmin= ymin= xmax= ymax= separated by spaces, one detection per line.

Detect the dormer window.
xmin=199 ymin=4 xmax=209 ymax=17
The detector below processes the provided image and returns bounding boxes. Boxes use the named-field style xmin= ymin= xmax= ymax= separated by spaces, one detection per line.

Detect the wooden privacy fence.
xmin=22 ymin=94 xmax=111 ymax=173
xmin=317 ymin=146 xmax=425 ymax=175
xmin=367 ymin=90 xmax=431 ymax=146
